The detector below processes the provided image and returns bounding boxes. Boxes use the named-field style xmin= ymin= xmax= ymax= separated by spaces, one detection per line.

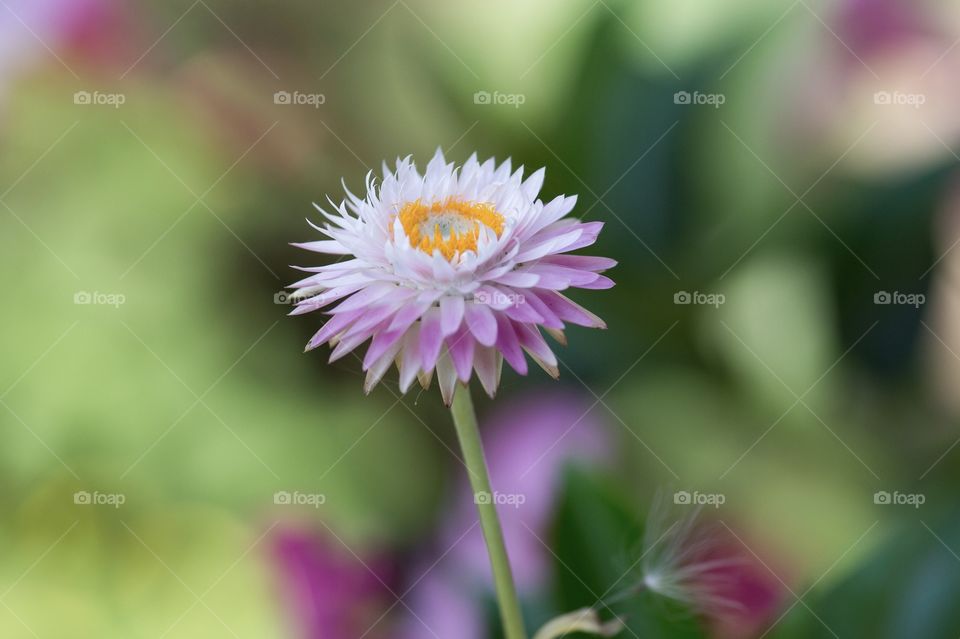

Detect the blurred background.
xmin=3 ymin=0 xmax=960 ymax=637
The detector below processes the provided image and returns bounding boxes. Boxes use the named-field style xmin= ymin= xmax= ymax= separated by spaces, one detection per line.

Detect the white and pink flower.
xmin=289 ymin=149 xmax=614 ymax=403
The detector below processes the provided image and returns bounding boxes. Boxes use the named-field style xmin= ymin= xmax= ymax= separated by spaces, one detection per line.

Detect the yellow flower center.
xmin=397 ymin=197 xmax=505 ymax=260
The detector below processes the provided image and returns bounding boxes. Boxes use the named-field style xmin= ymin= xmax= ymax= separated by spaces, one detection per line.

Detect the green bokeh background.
xmin=3 ymin=0 xmax=960 ymax=636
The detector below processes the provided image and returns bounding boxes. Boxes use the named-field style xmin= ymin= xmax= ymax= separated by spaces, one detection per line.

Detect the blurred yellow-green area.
xmin=4 ymin=0 xmax=960 ymax=637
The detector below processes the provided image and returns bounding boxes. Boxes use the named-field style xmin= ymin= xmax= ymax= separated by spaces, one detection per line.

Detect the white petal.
xmin=436 ymin=349 xmax=458 ymax=406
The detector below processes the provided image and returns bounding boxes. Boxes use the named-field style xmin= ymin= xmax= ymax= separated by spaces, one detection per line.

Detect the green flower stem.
xmin=450 ymin=383 xmax=527 ymax=639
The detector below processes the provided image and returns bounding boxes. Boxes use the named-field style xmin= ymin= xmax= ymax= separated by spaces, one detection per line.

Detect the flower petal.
xmin=329 ymin=282 xmax=405 ymax=314
xmin=291 ymin=240 xmax=351 ymax=254
xmin=577 ymin=274 xmax=615 ymax=290
xmin=464 ymin=302 xmax=498 ymax=347
xmin=446 ymin=326 xmax=476 ymax=382
xmin=419 ymin=307 xmax=444 ymax=372
xmin=493 ymin=271 xmax=540 ymax=288
xmin=288 ymin=284 xmax=366 ymax=316
xmin=364 ymin=338 xmax=404 ymax=393
xmin=398 ymin=325 xmax=422 ymax=393
xmin=362 ymin=326 xmax=407 ymax=370
xmin=417 ymin=367 xmax=434 ymax=390
xmin=514 ymin=229 xmax=582 ymax=263
xmin=504 ymin=298 xmax=545 ymax=324
xmin=537 ymin=291 xmax=606 ymax=329
xmin=473 ymin=346 xmax=501 ymax=398
xmin=521 ymin=167 xmax=545 ymax=200
xmin=494 ymin=313 xmax=528 ymax=375
xmin=386 ymin=298 xmax=433 ymax=333
xmin=306 ymin=309 xmax=364 ymax=350
xmin=515 ymin=323 xmax=559 ymax=378
xmin=523 ymin=291 xmax=564 ymax=330
xmin=329 ymin=322 xmax=381 ymax=362
xmin=440 ymin=295 xmax=465 ymax=336
xmin=538 ymin=255 xmax=617 ymax=272
xmin=436 ymin=350 xmax=458 ymax=406
xmin=557 ymin=221 xmax=603 ymax=253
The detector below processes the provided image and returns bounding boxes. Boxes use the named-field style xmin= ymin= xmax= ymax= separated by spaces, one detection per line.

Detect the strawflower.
xmin=289 ymin=149 xmax=614 ymax=405
xmin=289 ymin=150 xmax=615 ymax=639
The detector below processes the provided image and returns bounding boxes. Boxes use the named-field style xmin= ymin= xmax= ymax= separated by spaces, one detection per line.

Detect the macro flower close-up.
xmin=7 ymin=1 xmax=960 ymax=638
xmin=289 ymin=149 xmax=614 ymax=403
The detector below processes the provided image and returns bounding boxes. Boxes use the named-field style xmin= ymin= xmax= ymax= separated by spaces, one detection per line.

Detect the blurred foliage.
xmin=772 ymin=509 xmax=960 ymax=638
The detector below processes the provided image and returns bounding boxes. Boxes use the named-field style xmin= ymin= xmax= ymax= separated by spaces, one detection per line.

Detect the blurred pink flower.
xmin=55 ymin=0 xmax=137 ymax=65
xmin=0 ymin=0 xmax=132 ymax=83
xmin=836 ymin=0 xmax=932 ymax=60
xmin=445 ymin=391 xmax=610 ymax=589
xmin=620 ymin=505 xmax=786 ymax=639
xmin=398 ymin=390 xmax=611 ymax=638
xmin=788 ymin=0 xmax=960 ymax=175
xmin=271 ymin=527 xmax=396 ymax=639
xmin=706 ymin=535 xmax=784 ymax=639
xmin=271 ymin=392 xmax=786 ymax=639
xmin=270 ymin=391 xmax=608 ymax=639
xmin=678 ymin=528 xmax=785 ymax=639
